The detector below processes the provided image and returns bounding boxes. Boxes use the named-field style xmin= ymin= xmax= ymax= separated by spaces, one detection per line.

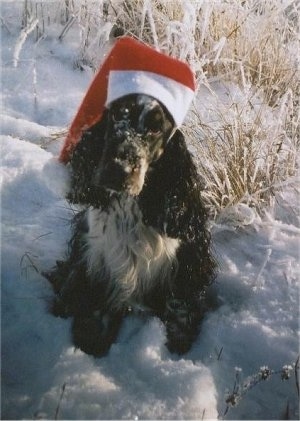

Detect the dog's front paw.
xmin=43 ymin=260 xmax=69 ymax=294
xmin=50 ymin=298 xmax=67 ymax=318
xmin=164 ymin=298 xmax=200 ymax=355
xmin=165 ymin=317 xmax=197 ymax=355
xmin=72 ymin=316 xmax=111 ymax=357
xmin=72 ymin=311 xmax=124 ymax=357
xmin=165 ymin=331 xmax=195 ymax=355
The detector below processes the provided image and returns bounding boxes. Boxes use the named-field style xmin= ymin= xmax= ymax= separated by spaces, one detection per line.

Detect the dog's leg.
xmin=163 ymin=296 xmax=205 ymax=355
xmin=72 ymin=309 xmax=125 ymax=357
xmin=47 ymin=262 xmax=91 ymax=318
xmin=47 ymin=262 xmax=125 ymax=357
xmin=44 ymin=261 xmax=78 ymax=318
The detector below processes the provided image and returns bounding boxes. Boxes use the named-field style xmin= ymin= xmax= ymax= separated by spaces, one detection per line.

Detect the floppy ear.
xmin=139 ymin=129 xmax=208 ymax=241
xmin=67 ymin=113 xmax=108 ymax=205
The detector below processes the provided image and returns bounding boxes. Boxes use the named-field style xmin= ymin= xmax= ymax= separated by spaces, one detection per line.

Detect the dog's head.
xmin=95 ymin=94 xmax=175 ymax=196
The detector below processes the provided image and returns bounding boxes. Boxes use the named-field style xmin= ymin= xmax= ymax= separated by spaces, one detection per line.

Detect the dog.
xmin=46 ymin=93 xmax=215 ymax=356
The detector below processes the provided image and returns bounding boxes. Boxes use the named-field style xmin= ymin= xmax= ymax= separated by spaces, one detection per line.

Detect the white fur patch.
xmin=84 ymin=196 xmax=180 ymax=309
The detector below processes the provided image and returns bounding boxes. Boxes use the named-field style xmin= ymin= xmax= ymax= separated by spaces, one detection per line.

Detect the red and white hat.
xmin=60 ymin=36 xmax=196 ymax=163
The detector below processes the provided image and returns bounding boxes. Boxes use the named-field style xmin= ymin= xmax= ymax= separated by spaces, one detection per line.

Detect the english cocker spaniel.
xmin=46 ymin=93 xmax=215 ymax=356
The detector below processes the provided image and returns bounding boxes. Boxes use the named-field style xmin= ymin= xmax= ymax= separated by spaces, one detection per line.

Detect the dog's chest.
xmin=84 ymin=196 xmax=180 ymax=305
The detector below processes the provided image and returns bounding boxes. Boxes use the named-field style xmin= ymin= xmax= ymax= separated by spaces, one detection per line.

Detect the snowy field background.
xmin=1 ymin=1 xmax=299 ymax=420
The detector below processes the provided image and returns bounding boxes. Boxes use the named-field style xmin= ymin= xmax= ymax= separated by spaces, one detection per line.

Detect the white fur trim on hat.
xmin=106 ymin=70 xmax=195 ymax=127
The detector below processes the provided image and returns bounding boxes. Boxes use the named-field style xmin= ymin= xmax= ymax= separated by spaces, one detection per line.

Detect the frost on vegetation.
xmin=185 ymin=83 xmax=299 ymax=219
xmin=214 ymin=203 xmax=257 ymax=228
xmin=13 ymin=17 xmax=38 ymax=67
xmin=224 ymin=360 xmax=300 ymax=417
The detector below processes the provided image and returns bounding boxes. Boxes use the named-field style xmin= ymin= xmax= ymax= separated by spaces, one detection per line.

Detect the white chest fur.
xmin=84 ymin=196 xmax=180 ymax=308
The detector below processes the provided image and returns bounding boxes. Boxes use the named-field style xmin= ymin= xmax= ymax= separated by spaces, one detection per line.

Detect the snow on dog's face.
xmin=96 ymin=94 xmax=174 ymax=196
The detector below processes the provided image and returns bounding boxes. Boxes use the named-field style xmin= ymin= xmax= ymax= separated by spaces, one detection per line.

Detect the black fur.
xmin=46 ymin=94 xmax=216 ymax=356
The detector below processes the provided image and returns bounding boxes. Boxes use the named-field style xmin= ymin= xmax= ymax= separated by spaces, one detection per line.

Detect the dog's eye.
xmin=112 ymin=106 xmax=130 ymax=122
xmin=144 ymin=111 xmax=163 ymax=135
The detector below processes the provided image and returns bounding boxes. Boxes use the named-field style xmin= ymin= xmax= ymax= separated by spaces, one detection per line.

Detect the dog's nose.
xmin=114 ymin=157 xmax=140 ymax=175
xmin=132 ymin=163 xmax=141 ymax=173
xmin=114 ymin=143 xmax=143 ymax=170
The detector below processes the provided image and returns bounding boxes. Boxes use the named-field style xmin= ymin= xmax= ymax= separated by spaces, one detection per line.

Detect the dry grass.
xmin=184 ymin=87 xmax=298 ymax=217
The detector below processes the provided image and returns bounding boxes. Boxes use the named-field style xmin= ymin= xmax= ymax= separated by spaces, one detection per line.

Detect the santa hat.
xmin=59 ymin=36 xmax=196 ymax=163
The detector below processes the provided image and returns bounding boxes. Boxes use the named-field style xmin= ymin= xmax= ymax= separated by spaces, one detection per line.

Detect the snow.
xmin=1 ymin=4 xmax=299 ymax=420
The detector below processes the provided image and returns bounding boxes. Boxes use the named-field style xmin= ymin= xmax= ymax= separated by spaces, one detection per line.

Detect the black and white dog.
xmin=47 ymin=94 xmax=215 ymax=356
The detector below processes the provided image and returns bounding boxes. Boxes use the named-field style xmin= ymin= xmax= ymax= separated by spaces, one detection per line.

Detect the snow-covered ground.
xmin=1 ymin=3 xmax=299 ymax=420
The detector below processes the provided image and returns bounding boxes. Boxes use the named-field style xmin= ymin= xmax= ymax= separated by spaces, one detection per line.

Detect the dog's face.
xmin=95 ymin=94 xmax=175 ymax=196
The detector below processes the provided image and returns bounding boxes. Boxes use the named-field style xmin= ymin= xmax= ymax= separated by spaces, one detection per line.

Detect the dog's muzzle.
xmin=97 ymin=137 xmax=149 ymax=196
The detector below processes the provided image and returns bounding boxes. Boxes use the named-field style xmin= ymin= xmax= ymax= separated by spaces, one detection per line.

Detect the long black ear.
xmin=67 ymin=113 xmax=108 ymax=205
xmin=139 ymin=129 xmax=208 ymax=241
